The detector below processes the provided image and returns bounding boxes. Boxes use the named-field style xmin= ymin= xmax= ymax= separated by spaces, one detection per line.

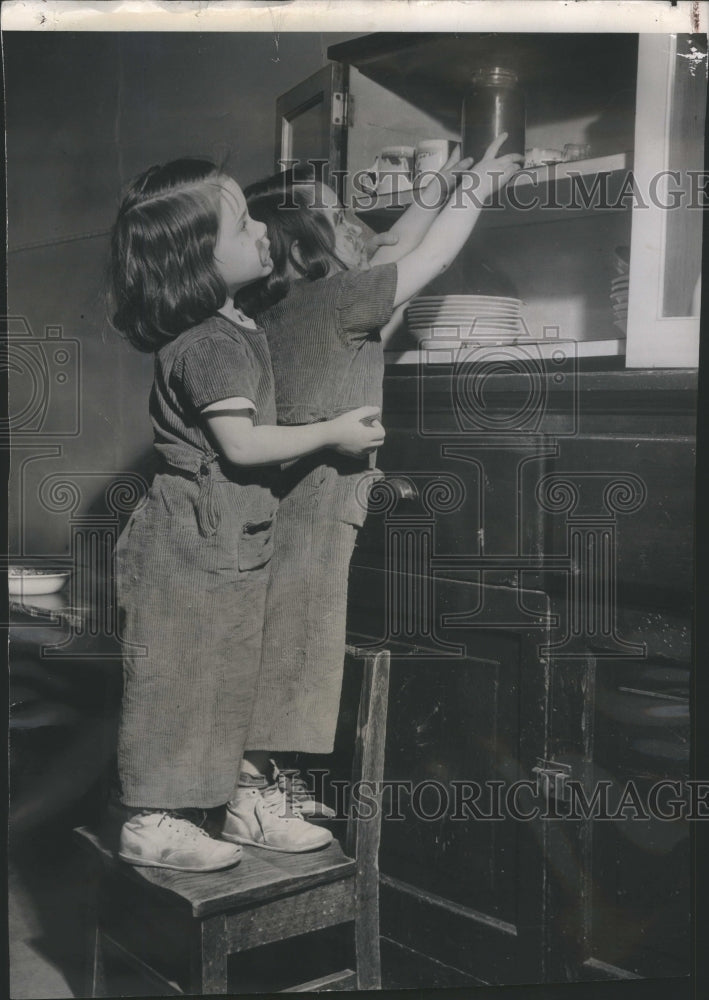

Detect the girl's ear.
xmin=290 ymin=240 xmax=306 ymax=271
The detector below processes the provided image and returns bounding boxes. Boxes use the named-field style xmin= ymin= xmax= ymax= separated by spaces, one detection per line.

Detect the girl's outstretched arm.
xmin=369 ymin=152 xmax=474 ymax=266
xmin=392 ymin=134 xmax=522 ymax=308
xmin=203 ymin=403 xmax=385 ymax=466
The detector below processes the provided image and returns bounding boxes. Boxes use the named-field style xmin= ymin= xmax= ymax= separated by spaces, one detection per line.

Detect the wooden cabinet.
xmin=275 ymin=63 xmax=347 ymax=194
xmin=276 ymin=31 xmax=706 ymax=368
xmin=274 ymin=31 xmax=699 ymax=991
xmin=347 ymin=577 xmax=553 ymax=986
xmin=344 ymin=370 xmax=694 ymax=988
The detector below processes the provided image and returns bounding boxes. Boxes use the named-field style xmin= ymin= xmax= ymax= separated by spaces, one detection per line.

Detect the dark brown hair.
xmin=109 ymin=159 xmax=228 ymax=352
xmin=235 ymin=168 xmax=345 ymax=318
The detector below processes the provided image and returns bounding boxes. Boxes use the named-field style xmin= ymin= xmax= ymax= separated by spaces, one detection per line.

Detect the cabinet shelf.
xmin=280 ymin=32 xmax=702 ymax=368
xmin=385 ymin=335 xmax=625 ymax=368
xmin=354 ymin=153 xmax=632 ymax=232
xmin=328 ymin=32 xmax=638 ymax=135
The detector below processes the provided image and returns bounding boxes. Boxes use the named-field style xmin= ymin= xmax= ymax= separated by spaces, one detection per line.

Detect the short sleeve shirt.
xmin=149 ymin=315 xmax=277 ymax=462
xmin=260 ymin=263 xmax=397 ymax=424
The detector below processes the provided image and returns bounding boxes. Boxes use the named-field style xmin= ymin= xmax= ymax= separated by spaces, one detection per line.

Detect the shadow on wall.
xmin=6 ymin=30 xmax=359 ymax=560
xmin=7 ymin=232 xmax=156 ymax=560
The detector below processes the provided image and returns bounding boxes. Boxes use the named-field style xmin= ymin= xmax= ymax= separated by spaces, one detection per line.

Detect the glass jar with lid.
xmin=461 ymin=67 xmax=525 ymax=164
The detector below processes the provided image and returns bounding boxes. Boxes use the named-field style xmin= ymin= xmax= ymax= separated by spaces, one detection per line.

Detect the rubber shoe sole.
xmin=118 ymin=849 xmax=241 ymax=872
xmin=220 ymin=830 xmax=331 ymax=853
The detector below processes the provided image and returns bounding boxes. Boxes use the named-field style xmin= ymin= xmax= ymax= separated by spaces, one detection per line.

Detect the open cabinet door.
xmin=626 ymin=33 xmax=706 ymax=368
xmin=275 ymin=62 xmax=348 ymax=198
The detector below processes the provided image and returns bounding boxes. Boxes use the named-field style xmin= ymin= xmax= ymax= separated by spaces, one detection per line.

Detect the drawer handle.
xmin=384 ymin=477 xmax=418 ymax=501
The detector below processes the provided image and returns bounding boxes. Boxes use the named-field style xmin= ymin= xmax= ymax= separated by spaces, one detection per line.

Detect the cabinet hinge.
xmin=332 ymin=92 xmax=353 ymax=127
xmin=531 ymin=758 xmax=574 ymax=803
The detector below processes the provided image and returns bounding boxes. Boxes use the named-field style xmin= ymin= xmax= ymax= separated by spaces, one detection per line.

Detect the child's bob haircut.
xmin=235 ymin=167 xmax=346 ymax=318
xmin=110 ymin=159 xmax=229 ymax=353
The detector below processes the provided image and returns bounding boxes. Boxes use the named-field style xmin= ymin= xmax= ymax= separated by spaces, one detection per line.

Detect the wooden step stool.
xmin=74 ymin=647 xmax=389 ymax=995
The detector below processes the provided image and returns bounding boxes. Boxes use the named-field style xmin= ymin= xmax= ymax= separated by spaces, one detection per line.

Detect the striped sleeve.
xmin=335 ymin=263 xmax=398 ymax=342
xmin=174 ymin=332 xmax=258 ymax=412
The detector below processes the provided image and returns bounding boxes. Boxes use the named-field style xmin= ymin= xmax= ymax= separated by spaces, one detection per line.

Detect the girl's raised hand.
xmin=365 ymin=231 xmax=399 ymax=258
xmin=432 ymin=149 xmax=475 ymax=200
xmin=391 ymin=133 xmax=522 ymax=310
xmin=469 ymin=133 xmax=524 ymax=198
xmin=413 ymin=148 xmax=475 ymax=205
xmin=329 ymin=406 xmax=386 ymax=456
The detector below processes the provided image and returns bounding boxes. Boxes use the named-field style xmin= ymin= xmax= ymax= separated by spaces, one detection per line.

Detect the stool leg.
xmin=191 ymin=915 xmax=228 ymax=994
xmin=89 ymin=927 xmax=107 ymax=998
xmin=83 ymin=873 xmax=106 ymax=999
xmin=84 ymin=863 xmax=106 ymax=997
xmin=355 ymin=886 xmax=381 ymax=990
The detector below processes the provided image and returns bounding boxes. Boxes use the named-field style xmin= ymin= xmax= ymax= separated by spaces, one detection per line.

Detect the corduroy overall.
xmin=116 ymin=316 xmax=278 ymax=809
xmin=247 ymin=263 xmax=398 ymax=754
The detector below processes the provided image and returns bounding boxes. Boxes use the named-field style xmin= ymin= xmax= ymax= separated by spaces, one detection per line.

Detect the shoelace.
xmin=153 ymin=810 xmax=211 ymax=839
xmin=259 ymin=781 xmax=303 ymax=819
xmin=270 ymin=760 xmax=319 ymax=808
xmin=276 ymin=770 xmax=317 ymax=806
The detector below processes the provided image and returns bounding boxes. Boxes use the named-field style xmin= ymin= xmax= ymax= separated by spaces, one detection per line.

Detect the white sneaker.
xmin=269 ymin=759 xmax=337 ymax=820
xmin=222 ymin=774 xmax=333 ymax=853
xmin=119 ymin=810 xmax=242 ymax=872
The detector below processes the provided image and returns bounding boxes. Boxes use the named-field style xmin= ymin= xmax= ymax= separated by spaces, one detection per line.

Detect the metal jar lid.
xmin=472 ymin=67 xmax=519 ymax=86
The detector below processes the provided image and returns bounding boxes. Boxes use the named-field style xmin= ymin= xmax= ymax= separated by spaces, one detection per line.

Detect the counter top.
xmin=381 ymin=364 xmax=698 ymax=415
xmin=9 ymin=589 xmax=84 ymax=629
xmin=9 ymin=571 xmax=120 ymax=661
xmin=383 ymin=361 xmax=697 ymax=391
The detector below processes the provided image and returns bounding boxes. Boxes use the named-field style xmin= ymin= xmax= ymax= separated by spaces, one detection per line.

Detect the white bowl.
xmin=8 ymin=568 xmax=71 ymax=596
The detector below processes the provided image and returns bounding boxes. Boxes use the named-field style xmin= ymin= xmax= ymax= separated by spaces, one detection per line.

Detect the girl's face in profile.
xmin=213 ymin=177 xmax=274 ymax=294
xmin=299 ymin=183 xmax=370 ymax=272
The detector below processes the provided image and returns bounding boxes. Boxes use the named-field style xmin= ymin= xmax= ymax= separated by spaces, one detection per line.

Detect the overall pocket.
xmin=238 ymin=517 xmax=275 ymax=571
xmin=211 ymin=480 xmax=277 ymax=572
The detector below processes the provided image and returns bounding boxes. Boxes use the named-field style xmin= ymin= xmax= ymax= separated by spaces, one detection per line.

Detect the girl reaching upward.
xmin=110 ymin=158 xmax=384 ymax=871
xmin=236 ymin=137 xmax=521 ymax=802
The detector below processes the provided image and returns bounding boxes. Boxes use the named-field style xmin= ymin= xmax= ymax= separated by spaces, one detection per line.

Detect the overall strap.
xmin=194 ymin=451 xmax=221 ymax=538
xmin=155 ymin=443 xmax=224 ymax=538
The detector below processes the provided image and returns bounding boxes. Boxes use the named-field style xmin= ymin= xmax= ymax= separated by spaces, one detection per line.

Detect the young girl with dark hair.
xmin=234 ymin=137 xmax=521 ymax=806
xmin=110 ymin=158 xmax=385 ymax=871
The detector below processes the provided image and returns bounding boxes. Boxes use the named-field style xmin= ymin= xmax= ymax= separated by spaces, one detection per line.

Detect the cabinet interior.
xmin=341 ymin=32 xmax=638 ymax=154
xmin=336 ymin=33 xmax=640 ymax=359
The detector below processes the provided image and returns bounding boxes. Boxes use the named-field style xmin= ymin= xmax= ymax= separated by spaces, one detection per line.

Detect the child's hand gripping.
xmin=464 ymin=132 xmax=524 ymax=202
xmin=437 ymin=148 xmax=475 ymax=199
xmin=414 ymin=146 xmax=476 ymax=205
xmin=365 ymin=231 xmax=399 ymax=258
xmin=329 ymin=406 xmax=385 ymax=457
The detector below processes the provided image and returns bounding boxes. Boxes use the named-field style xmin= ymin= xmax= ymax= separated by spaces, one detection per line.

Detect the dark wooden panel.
xmin=380 ymin=877 xmax=525 ymax=985
xmin=380 ymin=936 xmax=480 ymax=989
xmin=348 ymin=572 xmax=551 ymax=982
xmin=224 ymin=881 xmax=355 ymax=952
xmin=380 ymin=648 xmax=520 ymax=920
xmin=373 ymin=369 xmax=696 ymax=615
xmin=586 ymin=658 xmax=690 ymax=977
xmin=381 ymin=369 xmax=697 ymax=418
xmin=543 ymin=435 xmax=695 ymax=605
xmin=362 ymin=365 xmax=695 ymax=986
xmin=588 ymin=814 xmax=690 ymax=978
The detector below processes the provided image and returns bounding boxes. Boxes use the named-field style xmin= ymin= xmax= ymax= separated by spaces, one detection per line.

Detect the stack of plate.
xmin=406 ymin=295 xmax=523 ymax=342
